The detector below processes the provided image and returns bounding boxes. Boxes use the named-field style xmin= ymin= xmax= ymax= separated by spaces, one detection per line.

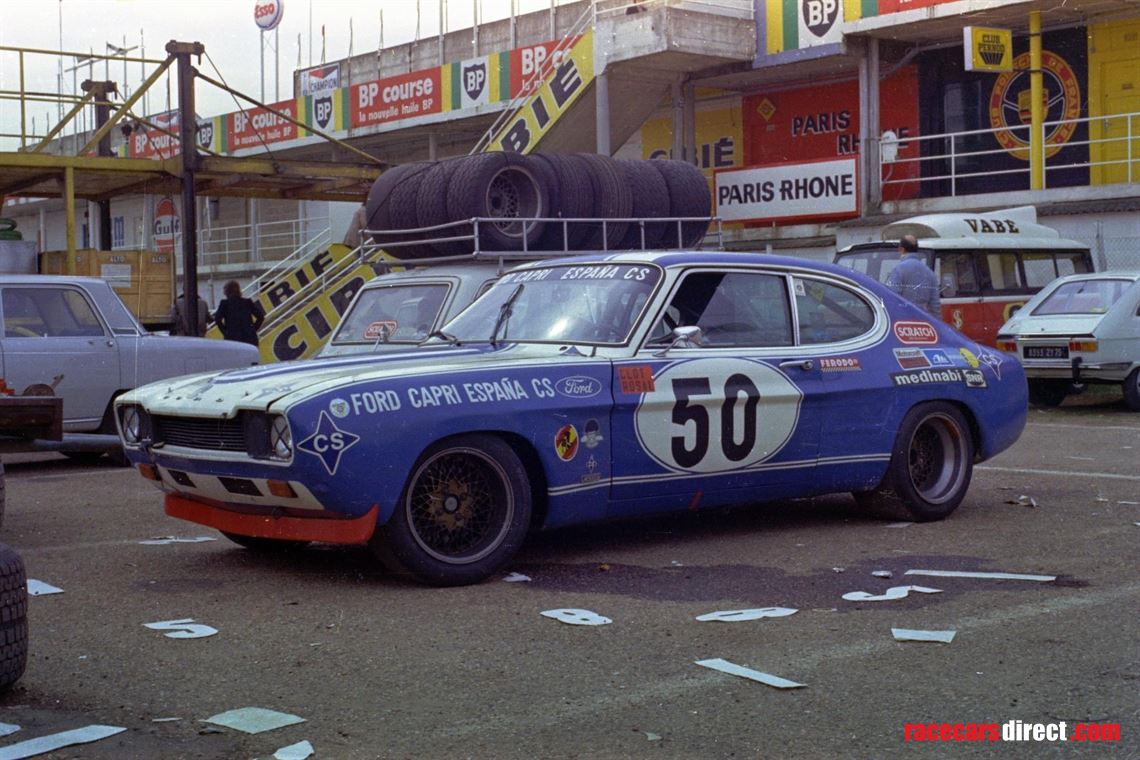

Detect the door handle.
xmin=778 ymin=359 xmax=814 ymax=371
xmin=105 ymin=340 xmax=115 ymax=348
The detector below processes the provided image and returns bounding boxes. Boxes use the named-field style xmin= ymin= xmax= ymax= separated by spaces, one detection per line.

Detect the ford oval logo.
xmin=555 ymin=376 xmax=602 ymax=399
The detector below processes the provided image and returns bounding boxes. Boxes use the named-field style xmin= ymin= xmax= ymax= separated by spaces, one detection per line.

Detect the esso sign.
xmin=254 ymin=0 xmax=284 ymax=30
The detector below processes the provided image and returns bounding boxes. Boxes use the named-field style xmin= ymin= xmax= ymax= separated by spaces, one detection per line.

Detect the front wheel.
xmin=1122 ymin=368 xmax=1140 ymax=412
xmin=372 ymin=434 xmax=532 ymax=586
xmin=855 ymin=402 xmax=974 ymax=522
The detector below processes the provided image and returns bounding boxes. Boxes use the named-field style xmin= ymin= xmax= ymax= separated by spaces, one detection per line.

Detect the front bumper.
xmin=166 ymin=493 xmax=378 ymax=545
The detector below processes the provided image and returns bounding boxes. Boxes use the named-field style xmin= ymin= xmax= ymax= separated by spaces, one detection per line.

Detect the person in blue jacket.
xmin=886 ymin=234 xmax=941 ymax=317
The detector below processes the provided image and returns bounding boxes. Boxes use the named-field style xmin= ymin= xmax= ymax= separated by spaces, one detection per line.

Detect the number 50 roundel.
xmin=634 ymin=358 xmax=803 ymax=474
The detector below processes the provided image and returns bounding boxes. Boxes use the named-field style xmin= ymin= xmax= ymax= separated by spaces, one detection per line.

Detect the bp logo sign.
xmin=801 ymin=0 xmax=839 ymax=41
xmin=314 ymin=95 xmax=333 ymax=129
xmin=988 ymin=50 xmax=1081 ymax=160
xmin=197 ymin=119 xmax=214 ymax=150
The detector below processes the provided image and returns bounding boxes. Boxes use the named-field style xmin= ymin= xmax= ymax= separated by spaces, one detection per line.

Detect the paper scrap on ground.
xmin=143 ymin=618 xmax=218 ymax=639
xmin=540 ymin=608 xmax=612 ymax=626
xmin=644 ymin=732 xmax=662 ymax=741
xmin=26 ymin=580 xmax=63 ymax=596
xmin=502 ymin=572 xmax=531 ymax=583
xmin=884 ymin=522 xmax=913 ymax=528
xmin=695 ymin=658 xmax=804 ymax=689
xmin=274 ymin=740 xmax=315 ymax=760
xmin=0 ymin=725 xmax=126 ymax=760
xmin=872 ymin=570 xmax=893 ymax=578
xmin=842 ymin=585 xmax=942 ymax=602
xmin=695 ymin=607 xmax=797 ymax=623
xmin=904 ymin=569 xmax=1056 ymax=582
xmin=150 ymin=718 xmax=181 ymax=723
xmin=0 ymin=724 xmax=18 ymax=738
xmin=1120 ymin=501 xmax=1139 ymax=506
xmin=892 ymin=628 xmax=956 ymax=643
xmin=203 ymin=707 xmax=305 ymax=735
xmin=138 ymin=536 xmax=217 ymax=545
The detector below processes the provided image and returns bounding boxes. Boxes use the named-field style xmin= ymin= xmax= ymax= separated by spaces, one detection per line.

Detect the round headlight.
xmin=121 ymin=406 xmax=142 ymax=444
xmin=270 ymin=416 xmax=292 ymax=459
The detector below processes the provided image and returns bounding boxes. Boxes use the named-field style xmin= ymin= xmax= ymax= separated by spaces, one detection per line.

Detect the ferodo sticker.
xmin=635 ymin=358 xmax=802 ymax=474
xmin=555 ymin=424 xmax=579 ymax=462
xmin=894 ymin=321 xmax=938 ymax=345
xmin=819 ymin=357 xmax=860 ymax=372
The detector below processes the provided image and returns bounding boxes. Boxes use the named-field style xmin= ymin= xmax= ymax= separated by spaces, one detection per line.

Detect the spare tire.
xmin=364 ymin=163 xmax=418 ymax=237
xmin=415 ymin=157 xmax=470 ymax=256
xmin=532 ymin=153 xmax=593 ymax=251
xmin=651 ymin=160 xmax=711 ymax=248
xmin=616 ymin=159 xmax=670 ymax=250
xmin=447 ymin=153 xmax=548 ymax=251
xmin=0 ymin=542 xmax=27 ymax=693
xmin=385 ymin=161 xmax=438 ymax=259
xmin=574 ymin=154 xmax=632 ymax=250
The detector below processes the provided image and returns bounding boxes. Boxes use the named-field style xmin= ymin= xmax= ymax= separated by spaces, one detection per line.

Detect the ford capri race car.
xmin=116 ymin=252 xmax=1027 ymax=586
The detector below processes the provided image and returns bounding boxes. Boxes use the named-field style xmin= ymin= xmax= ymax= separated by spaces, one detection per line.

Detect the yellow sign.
xmin=964 ymin=27 xmax=1012 ymax=73
xmin=641 ymin=103 xmax=743 ymax=179
xmin=488 ymin=30 xmax=594 ymax=154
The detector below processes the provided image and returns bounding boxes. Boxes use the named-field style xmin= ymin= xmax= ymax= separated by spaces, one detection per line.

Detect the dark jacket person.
xmin=214 ymin=280 xmax=265 ymax=346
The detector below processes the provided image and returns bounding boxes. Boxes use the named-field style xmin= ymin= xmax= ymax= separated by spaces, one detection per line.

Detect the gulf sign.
xmin=714 ymin=157 xmax=858 ymax=224
xmin=227 ymin=99 xmax=303 ymax=151
xmin=350 ymin=68 xmax=441 ymax=128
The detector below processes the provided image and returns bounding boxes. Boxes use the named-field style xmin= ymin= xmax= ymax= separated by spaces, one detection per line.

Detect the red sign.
xmin=153 ymin=197 xmax=179 ymax=254
xmin=876 ymin=0 xmax=957 ymax=12
xmin=227 ymin=100 xmax=301 ymax=151
xmin=129 ymin=111 xmax=180 ymax=160
xmin=508 ymin=38 xmax=574 ymax=98
xmin=894 ymin=321 xmax=939 ymax=345
xmin=350 ymin=69 xmax=441 ymax=129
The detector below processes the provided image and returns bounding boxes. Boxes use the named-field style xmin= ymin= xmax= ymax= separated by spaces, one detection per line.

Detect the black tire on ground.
xmin=363 ymin=163 xmax=418 ymax=238
xmin=447 ymin=153 xmax=549 ymax=251
xmin=1027 ymin=380 xmax=1070 ymax=408
xmin=531 ymin=153 xmax=594 ymax=250
xmin=616 ymin=159 xmax=671 ymax=250
xmin=221 ymin=532 xmax=311 ymax=552
xmin=0 ymin=542 xmax=28 ymax=692
xmin=1123 ymin=368 xmax=1140 ymax=412
xmin=651 ymin=159 xmax=711 ymax=248
xmin=370 ymin=434 xmax=532 ymax=586
xmin=385 ymin=161 xmax=438 ymax=259
xmin=854 ymin=402 xmax=975 ymax=522
xmin=574 ymin=153 xmax=632 ymax=250
xmin=415 ymin=157 xmax=470 ymax=256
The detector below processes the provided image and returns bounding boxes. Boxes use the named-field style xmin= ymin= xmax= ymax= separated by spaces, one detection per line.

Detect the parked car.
xmin=0 ymin=275 xmax=259 ymax=459
xmin=996 ymin=271 xmax=1140 ymax=410
xmin=115 ymin=252 xmax=1027 ymax=585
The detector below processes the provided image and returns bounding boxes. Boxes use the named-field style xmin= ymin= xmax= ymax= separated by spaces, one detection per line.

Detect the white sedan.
xmin=997 ymin=271 xmax=1140 ymax=410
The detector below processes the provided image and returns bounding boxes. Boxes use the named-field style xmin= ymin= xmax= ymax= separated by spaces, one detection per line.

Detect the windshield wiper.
xmin=489 ymin=283 xmax=524 ymax=348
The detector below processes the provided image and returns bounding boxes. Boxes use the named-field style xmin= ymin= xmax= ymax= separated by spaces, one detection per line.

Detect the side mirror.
xmin=654 ymin=325 xmax=702 ymax=356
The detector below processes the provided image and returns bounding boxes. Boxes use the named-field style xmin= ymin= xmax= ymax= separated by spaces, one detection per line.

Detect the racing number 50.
xmin=671 ymin=375 xmax=760 ymax=468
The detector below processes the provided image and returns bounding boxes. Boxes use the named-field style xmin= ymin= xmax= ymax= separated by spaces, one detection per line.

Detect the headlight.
xmin=121 ymin=406 xmax=143 ymax=444
xmin=270 ymin=416 xmax=292 ymax=459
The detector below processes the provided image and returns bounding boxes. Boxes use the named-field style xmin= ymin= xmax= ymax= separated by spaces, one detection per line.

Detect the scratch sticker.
xmin=541 ymin=608 xmax=612 ymax=626
xmin=695 ymin=607 xmax=798 ymax=622
xmin=842 ymin=585 xmax=943 ymax=602
xmin=617 ymin=365 xmax=655 ymax=394
xmin=143 ymin=618 xmax=219 ymax=639
xmin=554 ymin=424 xmax=579 ymax=462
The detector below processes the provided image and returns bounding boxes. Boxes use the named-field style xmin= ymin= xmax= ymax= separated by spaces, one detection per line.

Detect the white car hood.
xmin=1005 ymin=314 xmax=1104 ymax=337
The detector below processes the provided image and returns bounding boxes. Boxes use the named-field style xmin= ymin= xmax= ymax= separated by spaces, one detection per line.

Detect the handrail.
xmin=258 ymin=240 xmax=385 ymax=334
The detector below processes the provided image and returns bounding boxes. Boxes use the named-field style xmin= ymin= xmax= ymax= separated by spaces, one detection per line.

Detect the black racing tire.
xmin=364 ymin=163 xmax=418 ymax=238
xmin=652 ymin=159 xmax=711 ymax=248
xmin=616 ymin=159 xmax=670 ymax=250
xmin=0 ymin=543 xmax=28 ymax=692
xmin=415 ymin=157 xmax=469 ymax=256
xmin=447 ymin=153 xmax=548 ymax=251
xmin=1027 ymin=380 xmax=1070 ymax=408
xmin=221 ymin=532 xmax=311 ymax=552
xmin=854 ymin=402 xmax=974 ymax=522
xmin=532 ymin=153 xmax=594 ymax=250
xmin=575 ymin=153 xmax=631 ymax=250
xmin=1123 ymin=368 xmax=1140 ymax=412
xmin=385 ymin=161 xmax=438 ymax=259
xmin=371 ymin=434 xmax=532 ymax=586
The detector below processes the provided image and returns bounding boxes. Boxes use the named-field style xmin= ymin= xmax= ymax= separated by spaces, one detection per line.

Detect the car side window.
xmin=981 ymin=253 xmax=1025 ymax=294
xmin=2 ymin=287 xmax=104 ymax=338
xmin=647 ymin=271 xmax=793 ymax=347
xmin=937 ymin=253 xmax=980 ymax=297
xmin=1022 ymin=253 xmax=1058 ymax=288
xmin=793 ymin=277 xmax=875 ymax=345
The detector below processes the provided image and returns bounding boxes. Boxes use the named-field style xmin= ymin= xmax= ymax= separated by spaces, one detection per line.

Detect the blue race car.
xmin=115 ymin=252 xmax=1027 ymax=585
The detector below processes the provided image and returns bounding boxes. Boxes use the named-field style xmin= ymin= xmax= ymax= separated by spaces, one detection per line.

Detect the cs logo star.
xmin=297 ymin=411 xmax=360 ymax=475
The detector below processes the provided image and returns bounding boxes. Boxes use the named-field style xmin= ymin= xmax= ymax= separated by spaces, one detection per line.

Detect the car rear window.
xmin=1032 ymin=279 xmax=1132 ymax=316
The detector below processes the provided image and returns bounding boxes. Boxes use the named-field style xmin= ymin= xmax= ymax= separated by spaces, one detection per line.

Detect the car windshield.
xmin=330 ymin=283 xmax=450 ymax=345
xmin=444 ymin=263 xmax=661 ymax=345
xmin=1032 ymin=279 xmax=1132 ymax=316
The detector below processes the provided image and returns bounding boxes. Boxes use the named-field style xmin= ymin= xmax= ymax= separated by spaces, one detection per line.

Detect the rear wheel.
xmin=221 ymin=532 xmax=310 ymax=552
xmin=855 ymin=402 xmax=974 ymax=522
xmin=1123 ymin=368 xmax=1140 ymax=412
xmin=1028 ymin=380 xmax=1069 ymax=408
xmin=0 ymin=543 xmax=28 ymax=692
xmin=372 ymin=434 xmax=531 ymax=586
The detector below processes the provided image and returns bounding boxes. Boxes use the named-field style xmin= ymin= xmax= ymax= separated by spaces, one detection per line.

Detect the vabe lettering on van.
xmin=964 ymin=218 xmax=1020 ymax=234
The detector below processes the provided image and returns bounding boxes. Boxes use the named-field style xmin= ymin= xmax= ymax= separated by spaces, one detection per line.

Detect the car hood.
xmin=120 ymin=343 xmax=585 ymax=416
xmin=1002 ymin=314 xmax=1104 ymax=337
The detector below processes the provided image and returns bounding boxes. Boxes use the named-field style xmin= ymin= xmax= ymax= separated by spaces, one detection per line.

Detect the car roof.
xmin=1051 ymin=271 xmax=1140 ymax=284
xmin=0 ymin=274 xmax=110 ymax=286
xmin=509 ymin=250 xmax=860 ymax=278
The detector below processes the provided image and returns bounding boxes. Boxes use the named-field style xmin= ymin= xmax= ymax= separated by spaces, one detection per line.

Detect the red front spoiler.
xmin=165 ymin=494 xmax=378 ymax=545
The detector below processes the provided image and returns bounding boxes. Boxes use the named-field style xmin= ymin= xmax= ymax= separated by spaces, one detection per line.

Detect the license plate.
xmin=1025 ymin=345 xmax=1068 ymax=360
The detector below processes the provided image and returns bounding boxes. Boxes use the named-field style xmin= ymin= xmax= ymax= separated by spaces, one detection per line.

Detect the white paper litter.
xmin=892 ymin=628 xmax=956 ymax=643
xmin=1119 ymin=501 xmax=1139 ymax=506
xmin=138 ymin=536 xmax=217 ymax=545
xmin=502 ymin=572 xmax=531 ymax=583
xmin=0 ymin=724 xmax=18 ymax=738
xmin=274 ymin=740 xmax=315 ymax=760
xmin=831 ymin=567 xmax=845 ymax=573
xmin=644 ymin=732 xmax=662 ymax=741
xmin=540 ymin=608 xmax=612 ymax=626
xmin=203 ymin=707 xmax=305 ymax=735
xmin=695 ymin=658 xmax=805 ymax=689
xmin=695 ymin=607 xmax=797 ymax=623
xmin=0 ymin=725 xmax=126 ymax=760
xmin=884 ymin=522 xmax=913 ymax=528
xmin=26 ymin=580 xmax=63 ymax=596
xmin=872 ymin=570 xmax=893 ymax=578
xmin=904 ymin=569 xmax=1056 ymax=582
xmin=150 ymin=718 xmax=181 ymax=723
xmin=842 ymin=585 xmax=942 ymax=602
xmin=143 ymin=618 xmax=219 ymax=639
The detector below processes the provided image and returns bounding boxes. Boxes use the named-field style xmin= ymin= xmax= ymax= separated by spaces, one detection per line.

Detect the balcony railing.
xmin=195 ymin=218 xmax=331 ymax=268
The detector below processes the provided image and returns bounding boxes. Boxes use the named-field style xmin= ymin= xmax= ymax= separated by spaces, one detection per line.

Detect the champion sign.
xmin=894 ymin=321 xmax=939 ymax=345
xmin=555 ymin=376 xmax=602 ymax=399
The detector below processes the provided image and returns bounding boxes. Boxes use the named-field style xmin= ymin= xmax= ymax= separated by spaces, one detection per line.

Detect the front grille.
xmin=153 ymin=415 xmax=246 ymax=452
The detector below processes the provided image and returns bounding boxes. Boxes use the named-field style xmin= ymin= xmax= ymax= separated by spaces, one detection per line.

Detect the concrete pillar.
xmin=671 ymin=78 xmax=684 ymax=160
xmin=857 ymin=39 xmax=870 ymax=212
xmin=596 ymin=68 xmax=611 ymax=156
xmin=428 ymin=131 xmax=439 ymax=160
xmin=683 ymin=81 xmax=696 ymax=164
xmin=866 ymin=37 xmax=881 ymax=208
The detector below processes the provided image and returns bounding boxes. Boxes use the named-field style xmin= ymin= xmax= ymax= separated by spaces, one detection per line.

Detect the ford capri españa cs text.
xmin=115 ymin=252 xmax=1027 ymax=585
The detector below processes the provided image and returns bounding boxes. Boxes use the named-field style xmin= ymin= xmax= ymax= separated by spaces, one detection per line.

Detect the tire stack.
xmin=362 ymin=153 xmax=710 ymax=258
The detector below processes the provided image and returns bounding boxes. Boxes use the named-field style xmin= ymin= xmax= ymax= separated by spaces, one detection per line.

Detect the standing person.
xmin=214 ymin=280 xmax=265 ymax=346
xmin=169 ymin=292 xmax=210 ymax=337
xmin=886 ymin=234 xmax=941 ymax=318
